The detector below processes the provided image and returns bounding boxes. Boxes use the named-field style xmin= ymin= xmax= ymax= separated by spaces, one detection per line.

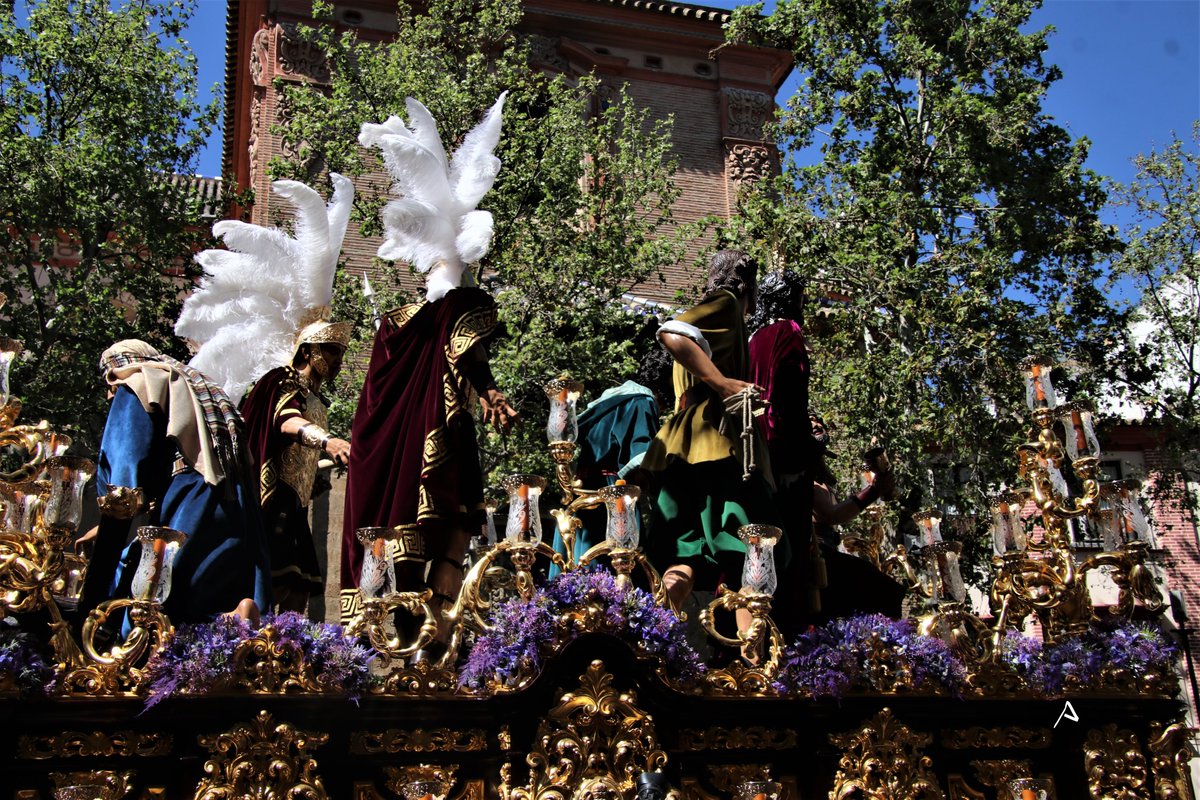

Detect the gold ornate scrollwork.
xmin=941 ymin=727 xmax=1052 ymax=750
xmin=678 ymin=727 xmax=797 ymax=752
xmin=374 ymin=660 xmax=460 ymax=696
xmin=227 ymin=622 xmax=326 ymax=693
xmin=509 ymin=660 xmax=667 ymax=800
xmin=969 ymin=760 xmax=1034 ymax=790
xmin=383 ymin=764 xmax=459 ymax=798
xmin=49 ymin=770 xmax=134 ymax=800
xmin=1148 ymin=722 xmax=1195 ymax=800
xmin=57 ymin=597 xmax=173 ymax=696
xmin=194 ymin=710 xmax=329 ymax=800
xmin=829 ymin=708 xmax=945 ymax=800
xmin=1084 ymin=724 xmax=1149 ymax=800
xmin=18 ymin=730 xmax=172 ymax=760
xmin=346 ymin=589 xmax=437 ymax=667
xmin=349 ymin=728 xmax=488 ymax=755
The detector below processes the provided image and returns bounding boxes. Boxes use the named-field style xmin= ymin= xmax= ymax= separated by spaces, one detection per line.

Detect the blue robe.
xmin=84 ymin=387 xmax=271 ymax=622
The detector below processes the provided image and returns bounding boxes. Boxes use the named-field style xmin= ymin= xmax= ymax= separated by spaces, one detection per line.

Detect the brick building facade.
xmin=221 ymin=0 xmax=792 ymax=301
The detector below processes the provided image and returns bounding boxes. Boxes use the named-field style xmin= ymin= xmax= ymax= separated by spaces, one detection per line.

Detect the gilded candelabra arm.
xmin=0 ymin=419 xmax=49 ymax=483
xmin=80 ymin=597 xmax=171 ymax=669
xmin=576 ymin=541 xmax=668 ymax=607
xmin=1079 ymin=541 xmax=1166 ymax=616
xmin=96 ymin=487 xmax=146 ymax=520
xmin=345 ymin=589 xmax=437 ymax=666
xmin=883 ymin=545 xmax=922 ymax=590
xmin=698 ymin=587 xmax=783 ymax=675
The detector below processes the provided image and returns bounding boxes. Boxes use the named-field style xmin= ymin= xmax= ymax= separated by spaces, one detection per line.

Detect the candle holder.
xmin=1008 ymin=777 xmax=1053 ymax=800
xmin=699 ymin=525 xmax=785 ymax=676
xmin=345 ymin=527 xmax=437 ymax=666
xmin=0 ymin=336 xmax=22 ymax=412
xmin=577 ymin=483 xmax=666 ymax=604
xmin=988 ymin=361 xmax=1164 ymax=646
xmin=735 ymin=781 xmax=783 ymax=800
xmin=68 ymin=527 xmax=186 ymax=694
xmin=545 ymin=376 xmax=583 ymax=445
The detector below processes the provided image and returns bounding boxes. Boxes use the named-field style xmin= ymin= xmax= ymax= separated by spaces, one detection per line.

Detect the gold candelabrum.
xmin=697 ymin=525 xmax=786 ymax=674
xmin=987 ymin=358 xmax=1164 ymax=648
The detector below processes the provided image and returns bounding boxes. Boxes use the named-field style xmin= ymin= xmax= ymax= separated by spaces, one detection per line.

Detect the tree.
xmin=724 ymin=0 xmax=1121 ymax=576
xmin=1106 ymin=124 xmax=1200 ymax=510
xmin=0 ymin=0 xmax=218 ymax=445
xmin=270 ymin=0 xmax=686 ymax=481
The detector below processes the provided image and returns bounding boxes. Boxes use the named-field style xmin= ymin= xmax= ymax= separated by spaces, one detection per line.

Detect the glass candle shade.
xmin=1008 ymin=778 xmax=1052 ymax=800
xmin=922 ymin=542 xmax=966 ymax=603
xmin=502 ymin=474 xmax=547 ymax=544
xmin=544 ymin=377 xmax=583 ymax=444
xmin=738 ymin=524 xmax=782 ymax=596
xmin=1021 ymin=357 xmax=1057 ymax=410
xmin=0 ymin=336 xmax=22 ymax=410
xmin=1057 ymin=401 xmax=1101 ymax=461
xmin=599 ymin=482 xmax=641 ymax=549
xmin=913 ymin=509 xmax=944 ymax=546
xmin=1113 ymin=480 xmax=1153 ymax=545
xmin=735 ymin=781 xmax=782 ymax=800
xmin=41 ymin=456 xmax=95 ymax=532
xmin=483 ymin=495 xmax=499 ymax=546
xmin=990 ymin=491 xmax=1028 ymax=556
xmin=356 ymin=527 xmax=397 ymax=599
xmin=130 ymin=526 xmax=187 ymax=603
xmin=44 ymin=432 xmax=72 ymax=459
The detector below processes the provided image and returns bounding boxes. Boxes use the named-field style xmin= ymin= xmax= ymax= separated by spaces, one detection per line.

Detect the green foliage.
xmin=724 ymin=0 xmax=1121 ymax=579
xmin=1106 ymin=123 xmax=1200 ymax=513
xmin=0 ymin=0 xmax=219 ymax=446
xmin=269 ymin=0 xmax=685 ymax=482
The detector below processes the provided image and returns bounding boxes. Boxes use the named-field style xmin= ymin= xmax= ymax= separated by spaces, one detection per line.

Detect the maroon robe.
xmin=749 ymin=319 xmax=812 ymax=477
xmin=339 ymin=288 xmax=499 ymax=614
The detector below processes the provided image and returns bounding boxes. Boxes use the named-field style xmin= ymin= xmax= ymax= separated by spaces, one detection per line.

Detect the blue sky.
xmin=186 ymin=0 xmax=1199 ymax=208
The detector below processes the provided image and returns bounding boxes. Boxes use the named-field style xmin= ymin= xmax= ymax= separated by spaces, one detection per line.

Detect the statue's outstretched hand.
xmin=481 ymin=389 xmax=519 ymax=433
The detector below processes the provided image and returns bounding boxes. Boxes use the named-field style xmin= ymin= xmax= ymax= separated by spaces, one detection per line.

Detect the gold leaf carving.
xmin=1148 ymin=722 xmax=1196 ymax=800
xmin=49 ymin=770 xmax=134 ymax=800
xmin=350 ymin=728 xmax=487 ymax=755
xmin=1084 ymin=724 xmax=1149 ymax=800
xmin=679 ymin=727 xmax=796 ymax=752
xmin=509 ymin=660 xmax=667 ymax=800
xmin=194 ymin=710 xmax=328 ymax=800
xmin=941 ymin=727 xmax=1052 ymax=750
xmin=829 ymin=708 xmax=945 ymax=800
xmin=19 ymin=730 xmax=172 ymax=760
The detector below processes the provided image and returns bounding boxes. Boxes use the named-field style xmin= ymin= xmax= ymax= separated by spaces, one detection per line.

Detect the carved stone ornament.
xmin=249 ymin=26 xmax=271 ymax=87
xmin=829 ymin=708 xmax=945 ymax=800
xmin=725 ymin=143 xmax=772 ymax=186
xmin=248 ymin=89 xmax=263 ymax=189
xmin=941 ymin=726 xmax=1052 ymax=750
xmin=275 ymin=22 xmax=329 ymax=83
xmin=194 ymin=709 xmax=329 ymax=800
xmin=506 ymin=660 xmax=667 ymax=800
xmin=1084 ymin=724 xmax=1149 ymax=800
xmin=349 ymin=728 xmax=488 ymax=755
xmin=722 ymin=87 xmax=772 ymax=140
xmin=1148 ymin=722 xmax=1195 ymax=800
xmin=19 ymin=730 xmax=172 ymax=760
xmin=49 ymin=770 xmax=134 ymax=800
xmin=678 ymin=726 xmax=796 ymax=752
xmin=525 ymin=34 xmax=569 ymax=72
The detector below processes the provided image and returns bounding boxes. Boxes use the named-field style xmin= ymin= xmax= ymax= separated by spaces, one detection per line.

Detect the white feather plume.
xmin=359 ymin=92 xmax=506 ymax=301
xmin=175 ymin=174 xmax=355 ymax=404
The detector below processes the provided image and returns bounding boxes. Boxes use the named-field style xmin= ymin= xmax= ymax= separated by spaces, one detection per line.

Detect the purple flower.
xmin=1000 ymin=621 xmax=1175 ymax=694
xmin=142 ymin=612 xmax=373 ymax=708
xmin=0 ymin=623 xmax=54 ymax=696
xmin=774 ymin=614 xmax=966 ymax=698
xmin=460 ymin=567 xmax=704 ymax=688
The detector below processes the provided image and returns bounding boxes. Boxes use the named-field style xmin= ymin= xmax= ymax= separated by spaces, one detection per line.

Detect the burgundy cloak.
xmin=748 ymin=319 xmax=812 ymax=477
xmin=340 ymin=287 xmax=499 ymax=598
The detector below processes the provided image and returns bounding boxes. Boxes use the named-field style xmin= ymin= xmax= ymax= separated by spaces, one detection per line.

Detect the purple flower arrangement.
xmin=773 ymin=614 xmax=967 ymax=698
xmin=143 ymin=612 xmax=373 ymax=708
xmin=459 ymin=567 xmax=704 ymax=689
xmin=999 ymin=620 xmax=1175 ymax=694
xmin=0 ymin=622 xmax=54 ymax=696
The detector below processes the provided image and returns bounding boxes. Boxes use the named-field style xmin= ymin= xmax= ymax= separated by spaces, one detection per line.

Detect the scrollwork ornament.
xmin=509 ymin=660 xmax=667 ymax=800
xmin=194 ymin=709 xmax=329 ymax=800
xmin=250 ymin=26 xmax=271 ymax=86
xmin=374 ymin=660 xmax=459 ymax=696
xmin=19 ymin=730 xmax=172 ymax=760
xmin=722 ymin=87 xmax=772 ymax=140
xmin=829 ymin=708 xmax=945 ymax=800
xmin=228 ymin=622 xmax=326 ymax=694
xmin=275 ymin=22 xmax=329 ymax=82
xmin=1084 ymin=724 xmax=1149 ymax=800
xmin=941 ymin=726 xmax=1051 ymax=750
xmin=678 ymin=727 xmax=796 ymax=752
xmin=349 ymin=728 xmax=487 ymax=755
xmin=50 ymin=769 xmax=134 ymax=800
xmin=1148 ymin=722 xmax=1195 ymax=800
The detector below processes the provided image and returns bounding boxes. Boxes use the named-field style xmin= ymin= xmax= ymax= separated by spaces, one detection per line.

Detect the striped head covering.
xmin=100 ymin=340 xmax=246 ymax=486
